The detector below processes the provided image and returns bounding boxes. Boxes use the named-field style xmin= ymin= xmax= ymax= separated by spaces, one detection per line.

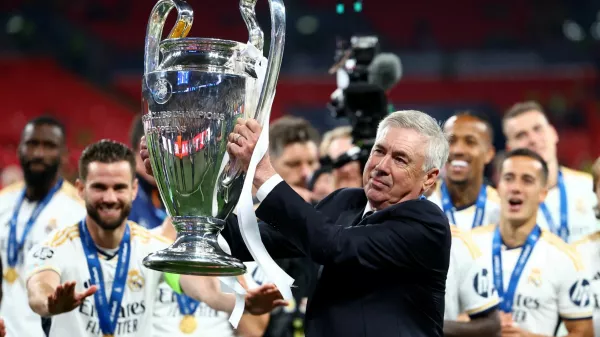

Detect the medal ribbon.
xmin=79 ymin=219 xmax=131 ymax=335
xmin=7 ymin=179 xmax=63 ymax=267
xmin=176 ymin=293 xmax=200 ymax=316
xmin=539 ymin=170 xmax=568 ymax=242
xmin=440 ymin=181 xmax=487 ymax=228
xmin=492 ymin=225 xmax=541 ymax=312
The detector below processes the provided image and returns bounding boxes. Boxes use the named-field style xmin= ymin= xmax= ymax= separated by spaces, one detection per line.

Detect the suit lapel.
xmin=341 ymin=208 xmax=366 ymax=227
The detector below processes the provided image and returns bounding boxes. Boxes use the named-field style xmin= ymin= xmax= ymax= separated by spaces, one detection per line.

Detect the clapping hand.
xmin=47 ymin=281 xmax=97 ymax=315
xmin=244 ymin=283 xmax=288 ymax=315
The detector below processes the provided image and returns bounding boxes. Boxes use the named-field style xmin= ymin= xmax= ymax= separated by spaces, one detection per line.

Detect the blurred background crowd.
xmin=3 ymin=0 xmax=600 ymax=186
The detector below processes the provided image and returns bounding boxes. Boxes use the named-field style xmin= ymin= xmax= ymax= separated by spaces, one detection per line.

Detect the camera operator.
xmin=314 ymin=35 xmax=403 ymax=201
xmin=319 ymin=126 xmax=362 ymax=190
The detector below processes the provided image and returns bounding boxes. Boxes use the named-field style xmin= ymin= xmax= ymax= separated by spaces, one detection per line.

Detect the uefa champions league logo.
xmin=153 ymin=78 xmax=172 ymax=104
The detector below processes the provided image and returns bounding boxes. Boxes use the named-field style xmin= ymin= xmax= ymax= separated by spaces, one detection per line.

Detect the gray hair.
xmin=376 ymin=110 xmax=449 ymax=172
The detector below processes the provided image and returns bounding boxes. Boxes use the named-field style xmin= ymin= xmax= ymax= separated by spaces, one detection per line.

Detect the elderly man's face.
xmin=363 ymin=127 xmax=437 ymax=210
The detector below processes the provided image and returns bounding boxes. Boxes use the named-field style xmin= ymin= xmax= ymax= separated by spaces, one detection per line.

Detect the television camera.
xmin=326 ymin=35 xmax=402 ymax=172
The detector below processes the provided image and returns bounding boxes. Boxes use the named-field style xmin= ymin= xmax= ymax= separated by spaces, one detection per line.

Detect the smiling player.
xmin=428 ymin=112 xmax=500 ymax=230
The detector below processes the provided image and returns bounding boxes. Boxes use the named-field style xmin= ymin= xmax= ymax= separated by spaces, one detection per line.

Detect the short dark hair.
xmin=22 ymin=115 xmax=66 ymax=144
xmin=451 ymin=110 xmax=494 ymax=142
xmin=502 ymin=148 xmax=549 ymax=184
xmin=129 ymin=115 xmax=145 ymax=150
xmin=79 ymin=140 xmax=136 ymax=181
xmin=269 ymin=116 xmax=320 ymax=158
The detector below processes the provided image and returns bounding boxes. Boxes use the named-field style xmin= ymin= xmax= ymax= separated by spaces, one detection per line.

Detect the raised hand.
xmin=226 ymin=118 xmax=262 ymax=172
xmin=47 ymin=281 xmax=97 ymax=315
xmin=226 ymin=118 xmax=278 ymax=188
xmin=244 ymin=283 xmax=288 ymax=315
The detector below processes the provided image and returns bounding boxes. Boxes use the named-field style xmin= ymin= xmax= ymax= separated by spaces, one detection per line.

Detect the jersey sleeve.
xmin=459 ymin=255 xmax=498 ymax=317
xmin=24 ymin=229 xmax=73 ymax=282
xmin=557 ymin=251 xmax=594 ymax=320
xmin=452 ymin=237 xmax=499 ymax=317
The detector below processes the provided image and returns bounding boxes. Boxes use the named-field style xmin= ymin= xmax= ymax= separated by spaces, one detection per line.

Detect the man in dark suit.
xmin=225 ymin=110 xmax=451 ymax=337
xmin=140 ymin=110 xmax=452 ymax=337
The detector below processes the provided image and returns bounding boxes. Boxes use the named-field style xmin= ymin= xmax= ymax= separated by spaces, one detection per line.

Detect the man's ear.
xmin=75 ymin=178 xmax=84 ymax=200
xmin=423 ymin=168 xmax=439 ymax=192
xmin=131 ymin=178 xmax=139 ymax=201
xmin=484 ymin=144 xmax=496 ymax=165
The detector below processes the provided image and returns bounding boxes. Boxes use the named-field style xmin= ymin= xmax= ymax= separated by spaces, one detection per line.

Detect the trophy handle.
xmin=240 ymin=0 xmax=264 ymax=53
xmin=144 ymin=0 xmax=194 ymax=75
xmin=240 ymin=0 xmax=286 ymax=124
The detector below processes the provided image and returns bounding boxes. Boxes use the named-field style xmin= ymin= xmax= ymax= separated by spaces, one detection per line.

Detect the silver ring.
xmin=235 ymin=134 xmax=243 ymax=143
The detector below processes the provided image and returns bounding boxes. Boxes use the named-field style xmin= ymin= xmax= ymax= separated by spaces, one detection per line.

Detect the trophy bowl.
xmin=141 ymin=0 xmax=285 ymax=276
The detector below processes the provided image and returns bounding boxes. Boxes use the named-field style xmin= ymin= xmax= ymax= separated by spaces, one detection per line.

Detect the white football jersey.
xmin=573 ymin=232 xmax=600 ymax=336
xmin=152 ymin=262 xmax=263 ymax=337
xmin=445 ymin=226 xmax=499 ymax=320
xmin=471 ymin=225 xmax=593 ymax=335
xmin=428 ymin=183 xmax=501 ymax=231
xmin=537 ymin=167 xmax=598 ymax=243
xmin=25 ymin=221 xmax=170 ymax=337
xmin=0 ymin=181 xmax=86 ymax=337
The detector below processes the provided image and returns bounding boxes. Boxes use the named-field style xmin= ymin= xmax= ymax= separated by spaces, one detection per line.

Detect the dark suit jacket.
xmin=222 ymin=182 xmax=451 ymax=337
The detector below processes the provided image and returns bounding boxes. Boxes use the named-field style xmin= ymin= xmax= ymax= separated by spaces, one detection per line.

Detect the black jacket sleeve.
xmin=256 ymin=182 xmax=450 ymax=271
xmin=220 ymin=213 xmax=305 ymax=262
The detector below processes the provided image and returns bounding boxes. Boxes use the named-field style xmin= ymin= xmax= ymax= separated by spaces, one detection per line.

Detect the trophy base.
xmin=143 ymin=227 xmax=246 ymax=276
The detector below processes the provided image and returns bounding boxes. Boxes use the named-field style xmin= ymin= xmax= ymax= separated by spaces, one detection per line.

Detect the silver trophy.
xmin=141 ymin=0 xmax=285 ymax=276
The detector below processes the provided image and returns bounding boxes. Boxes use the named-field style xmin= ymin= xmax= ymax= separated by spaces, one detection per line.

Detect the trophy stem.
xmin=143 ymin=217 xmax=247 ymax=276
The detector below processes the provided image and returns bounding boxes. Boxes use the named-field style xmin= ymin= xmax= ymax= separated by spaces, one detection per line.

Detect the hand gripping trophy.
xmin=141 ymin=0 xmax=285 ymax=276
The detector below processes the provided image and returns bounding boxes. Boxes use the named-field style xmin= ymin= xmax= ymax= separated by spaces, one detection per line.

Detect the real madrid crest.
xmin=576 ymin=198 xmax=587 ymax=214
xmin=45 ymin=219 xmax=57 ymax=234
xmin=127 ymin=269 xmax=145 ymax=292
xmin=527 ymin=268 xmax=542 ymax=287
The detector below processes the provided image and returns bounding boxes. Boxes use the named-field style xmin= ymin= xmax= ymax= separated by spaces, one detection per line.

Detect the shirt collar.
xmin=363 ymin=195 xmax=426 ymax=217
xmin=363 ymin=202 xmax=374 ymax=217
